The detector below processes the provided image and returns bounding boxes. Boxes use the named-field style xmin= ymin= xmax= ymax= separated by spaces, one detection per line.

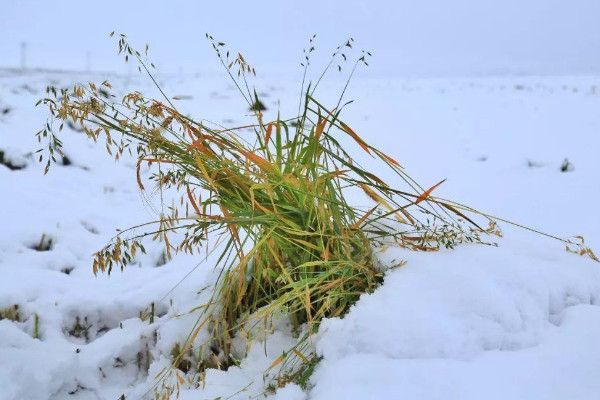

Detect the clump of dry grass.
xmin=36 ymin=33 xmax=598 ymax=396
xmin=0 ymin=305 xmax=21 ymax=322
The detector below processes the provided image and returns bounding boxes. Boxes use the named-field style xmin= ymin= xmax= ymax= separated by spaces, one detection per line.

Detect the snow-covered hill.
xmin=1 ymin=69 xmax=599 ymax=400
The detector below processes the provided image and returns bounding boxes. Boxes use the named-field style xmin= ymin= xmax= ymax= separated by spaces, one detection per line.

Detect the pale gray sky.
xmin=1 ymin=0 xmax=599 ymax=76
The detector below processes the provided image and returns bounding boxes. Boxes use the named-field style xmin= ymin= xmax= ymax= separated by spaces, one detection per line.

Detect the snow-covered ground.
xmin=1 ymin=68 xmax=599 ymax=400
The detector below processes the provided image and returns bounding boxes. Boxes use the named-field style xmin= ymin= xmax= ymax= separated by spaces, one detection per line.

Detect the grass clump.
xmin=32 ymin=233 xmax=53 ymax=251
xmin=36 ymin=33 xmax=598 ymax=395
xmin=67 ymin=316 xmax=92 ymax=342
xmin=0 ymin=305 xmax=21 ymax=322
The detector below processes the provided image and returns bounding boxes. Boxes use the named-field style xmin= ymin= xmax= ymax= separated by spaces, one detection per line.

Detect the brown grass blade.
xmin=415 ymin=179 xmax=446 ymax=205
xmin=351 ymin=205 xmax=379 ymax=230
xmin=186 ymin=185 xmax=201 ymax=216
xmin=340 ymin=122 xmax=371 ymax=155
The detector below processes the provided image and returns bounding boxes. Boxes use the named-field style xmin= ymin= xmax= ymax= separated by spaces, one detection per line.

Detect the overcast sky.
xmin=1 ymin=0 xmax=599 ymax=76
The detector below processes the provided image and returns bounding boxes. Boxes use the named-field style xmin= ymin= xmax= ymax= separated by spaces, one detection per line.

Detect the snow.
xmin=1 ymin=68 xmax=599 ymax=400
xmin=312 ymin=245 xmax=600 ymax=400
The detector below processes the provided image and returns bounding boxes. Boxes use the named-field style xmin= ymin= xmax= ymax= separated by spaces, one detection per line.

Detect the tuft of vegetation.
xmin=136 ymin=341 xmax=152 ymax=375
xmin=61 ymin=266 xmax=74 ymax=275
xmin=61 ymin=154 xmax=72 ymax=166
xmin=36 ymin=33 xmax=598 ymax=396
xmin=29 ymin=233 xmax=53 ymax=251
xmin=139 ymin=302 xmax=156 ymax=324
xmin=170 ymin=342 xmax=193 ymax=374
xmin=33 ymin=313 xmax=40 ymax=339
xmin=156 ymin=250 xmax=168 ymax=267
xmin=67 ymin=316 xmax=93 ymax=342
xmin=560 ymin=157 xmax=574 ymax=172
xmin=0 ymin=305 xmax=21 ymax=322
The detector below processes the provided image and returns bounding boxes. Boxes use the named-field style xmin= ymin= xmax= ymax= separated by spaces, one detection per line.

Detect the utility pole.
xmin=20 ymin=42 xmax=27 ymax=71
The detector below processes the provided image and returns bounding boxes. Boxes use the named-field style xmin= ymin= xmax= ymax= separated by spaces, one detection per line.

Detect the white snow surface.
xmin=1 ymin=68 xmax=599 ymax=400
